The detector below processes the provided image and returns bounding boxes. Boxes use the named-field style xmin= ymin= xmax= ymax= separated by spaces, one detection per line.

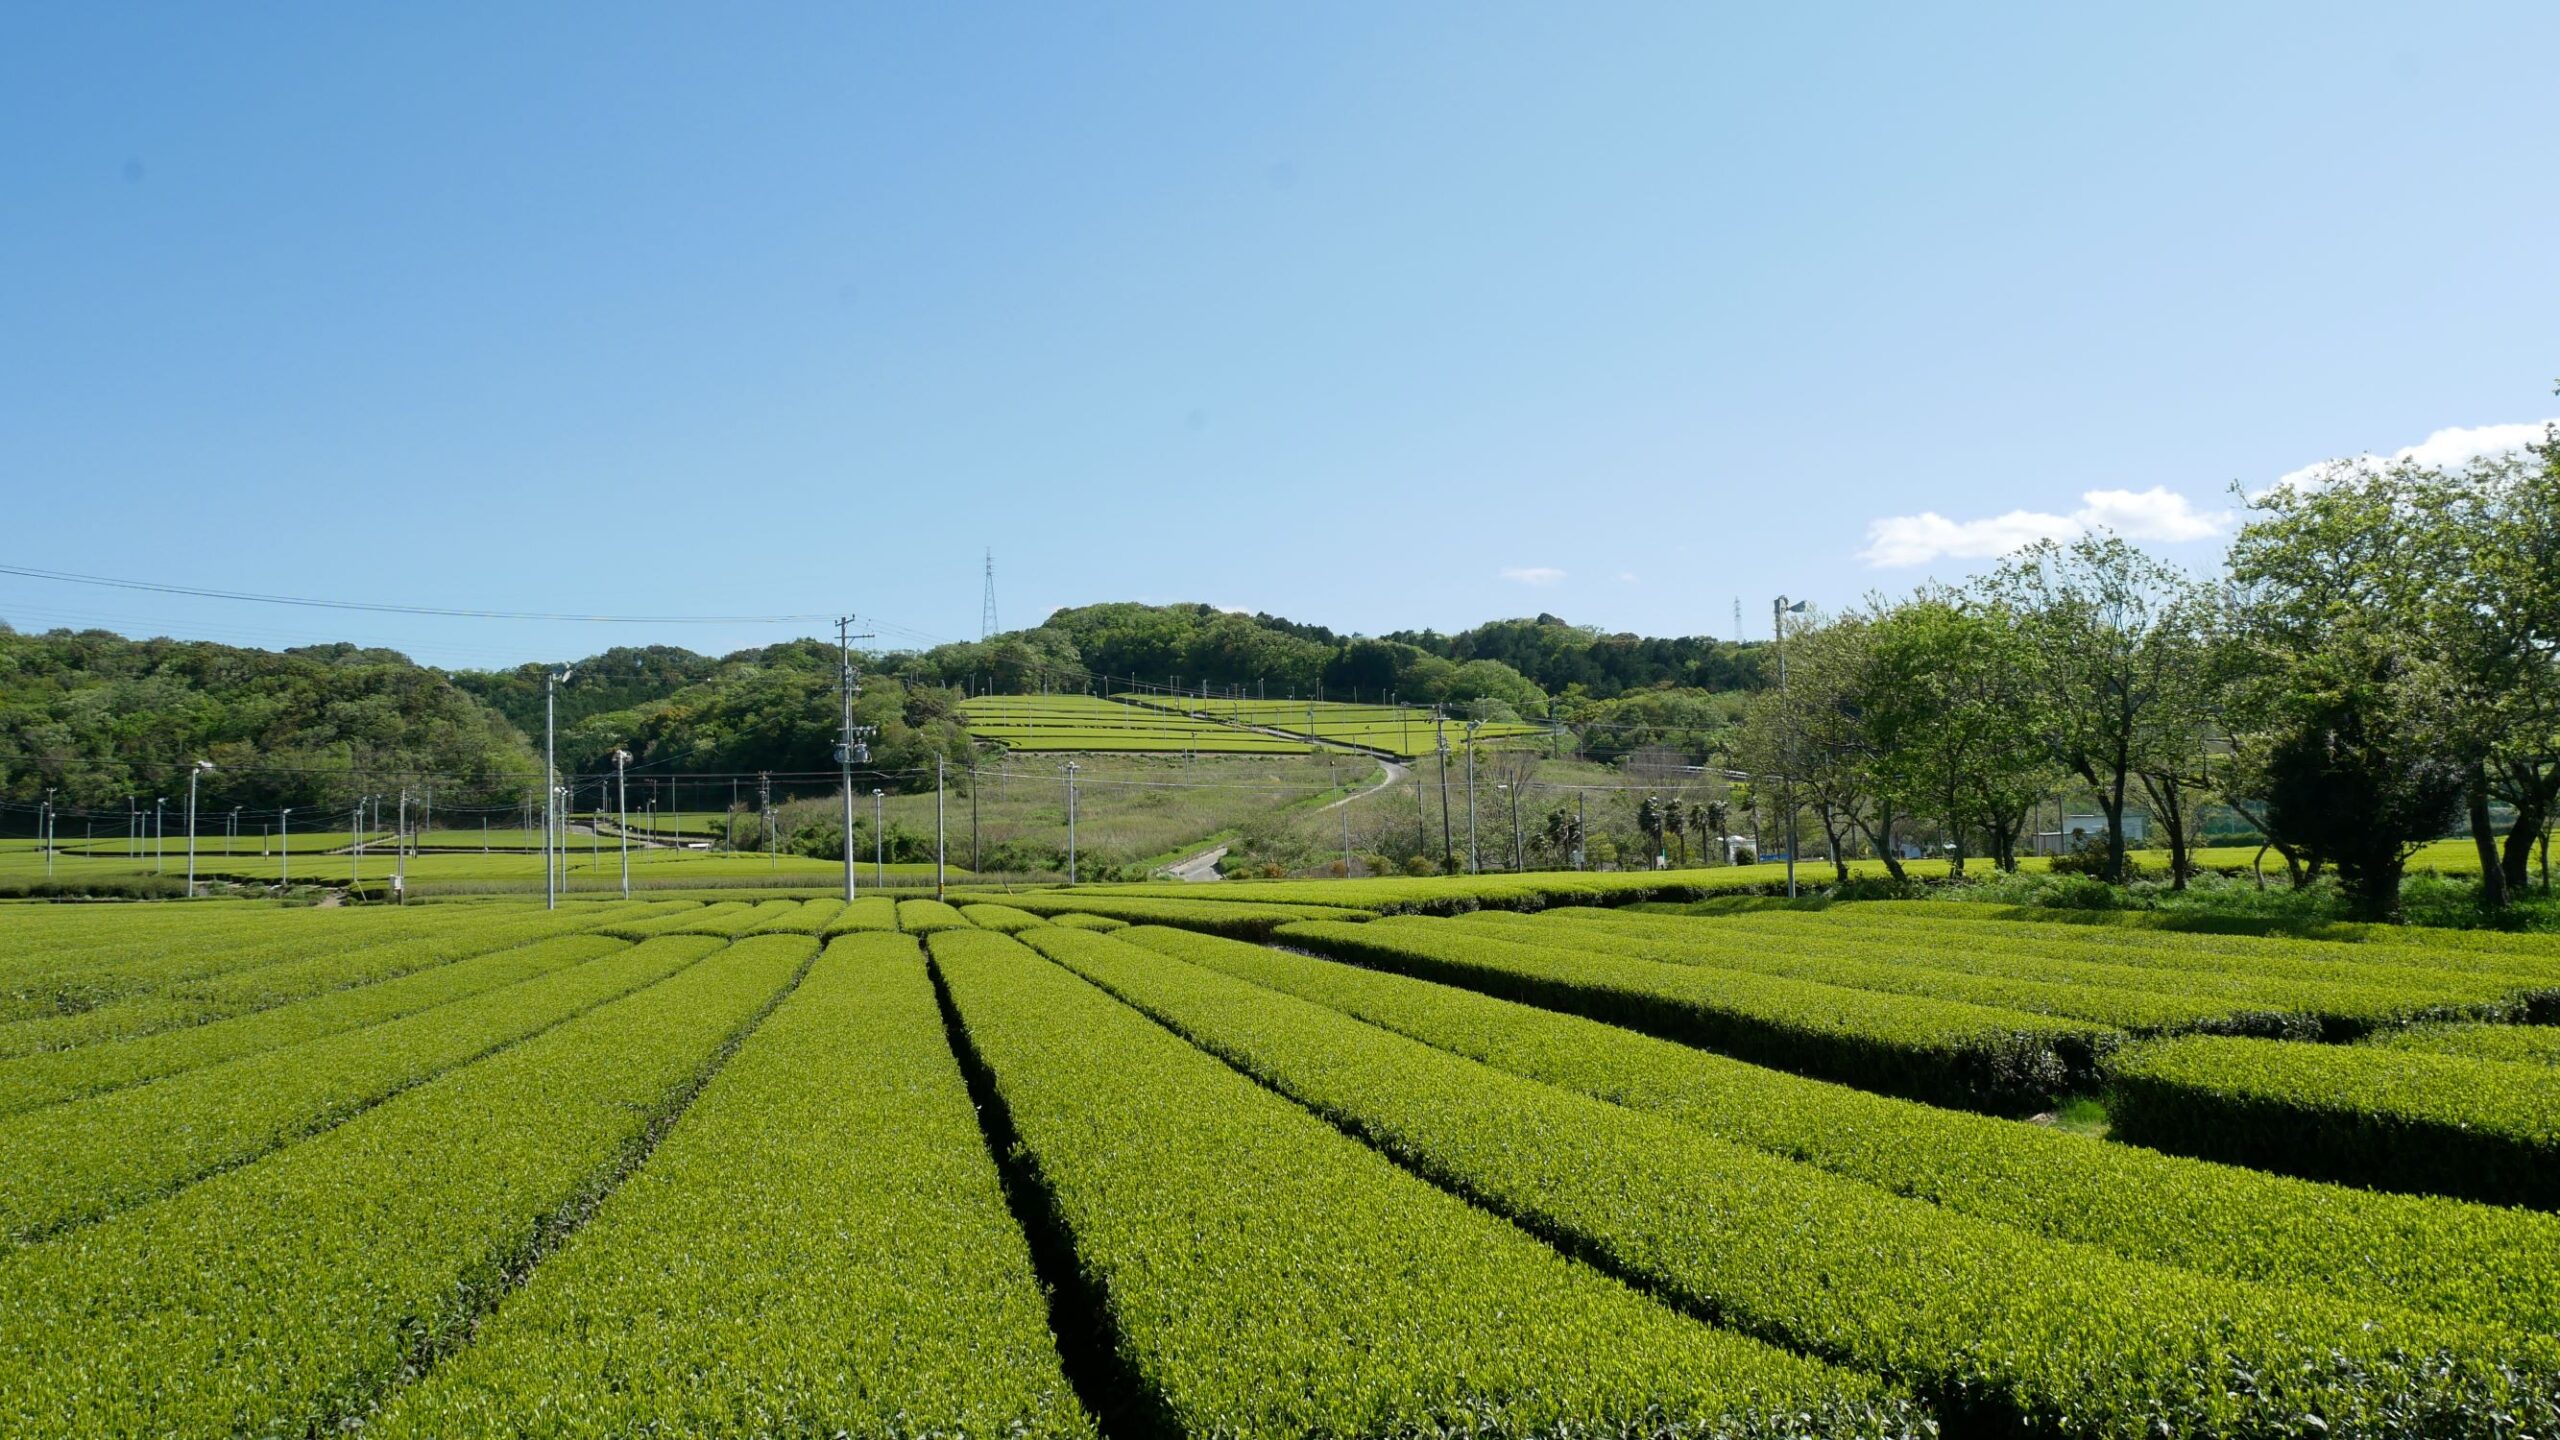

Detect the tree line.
xmin=1736 ymin=426 xmax=2559 ymax=920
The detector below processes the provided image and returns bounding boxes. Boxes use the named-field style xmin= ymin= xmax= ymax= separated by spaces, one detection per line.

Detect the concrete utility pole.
xmin=1576 ymin=789 xmax=1586 ymax=870
xmin=759 ymin=772 xmax=775 ymax=871
xmin=154 ymin=797 xmax=165 ymax=874
xmin=184 ymin=761 xmax=212 ymax=897
xmin=873 ymin=789 xmax=885 ymax=889
xmin=835 ymin=615 xmax=876 ymax=903
xmin=1464 ymin=720 xmax=1484 ymax=874
xmin=279 ymin=808 xmax=292 ymax=888
xmin=545 ymin=666 xmax=574 ymax=911
xmin=1434 ymin=712 xmax=1455 ymax=874
xmin=394 ymin=790 xmax=409 ymax=904
xmin=934 ymin=755 xmax=947 ymax=900
xmin=613 ymin=749 xmax=633 ymax=899
xmin=40 ymin=790 xmax=54 ymax=881
xmin=1065 ymin=761 xmax=1080 ymax=886
xmin=1773 ymin=595 xmax=1809 ymax=898
xmin=350 ymin=801 xmax=365 ymax=893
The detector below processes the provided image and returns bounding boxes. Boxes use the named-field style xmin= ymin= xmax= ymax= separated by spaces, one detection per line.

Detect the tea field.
xmin=1 ymin=886 xmax=2555 ymax=1437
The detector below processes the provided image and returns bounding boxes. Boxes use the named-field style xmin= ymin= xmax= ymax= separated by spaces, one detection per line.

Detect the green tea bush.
xmin=0 ymin=934 xmax=814 ymax=1438
xmin=1278 ymin=916 xmax=2108 ymax=1111
xmin=929 ymin=927 xmax=1919 ymax=1440
xmin=2109 ymin=1035 xmax=2560 ymax=1209
xmin=1032 ymin=926 xmax=2560 ymax=1439
xmin=364 ymin=934 xmax=1091 ymax=1438
xmin=1119 ymin=926 xmax=2560 ymax=1336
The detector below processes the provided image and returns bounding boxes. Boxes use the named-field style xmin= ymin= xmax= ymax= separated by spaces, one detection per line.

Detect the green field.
xmin=1115 ymin=694 xmax=1550 ymax=758
xmin=1 ymin=890 xmax=2554 ymax=1436
xmin=961 ymin=694 xmax=1344 ymax=753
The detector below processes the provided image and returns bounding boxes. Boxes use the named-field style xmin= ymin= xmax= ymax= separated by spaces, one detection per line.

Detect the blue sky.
xmin=4 ymin=4 xmax=2554 ymax=669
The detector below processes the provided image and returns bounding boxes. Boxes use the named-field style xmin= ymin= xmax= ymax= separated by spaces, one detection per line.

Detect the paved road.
xmin=1162 ymin=759 xmax=1409 ymax=883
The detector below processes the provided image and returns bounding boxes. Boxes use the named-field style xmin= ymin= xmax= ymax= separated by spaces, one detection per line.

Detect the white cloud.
xmin=1859 ymin=487 xmax=2228 ymax=568
xmin=1500 ymin=566 xmax=1566 ymax=586
xmin=2273 ymin=418 xmax=2556 ymax=492
xmin=1615 ymin=571 xmax=1639 ymax=584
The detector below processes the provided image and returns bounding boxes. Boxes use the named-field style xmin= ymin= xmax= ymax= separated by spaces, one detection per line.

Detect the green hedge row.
xmin=0 ymin=936 xmax=717 ymax=1244
xmin=735 ymin=897 xmax=845 ymax=935
xmin=949 ymin=889 xmax=1371 ymax=937
xmin=1536 ymin=909 xmax=2532 ymax=1037
xmin=1464 ymin=911 xmax=2310 ymax=1036
xmin=596 ymin=900 xmax=743 ymax=938
xmin=819 ymin=895 xmax=899 ymax=935
xmin=365 ymin=933 xmax=1092 ymax=1438
xmin=1057 ymin=869 xmax=1754 ymax=915
xmin=1796 ymin=906 xmax=2560 ymax=1006
xmin=2109 ymin=1035 xmax=2560 ymax=1210
xmin=1033 ymin=926 xmax=2560 ymax=1439
xmin=2373 ymin=1022 xmax=2560 ymax=1067
xmin=1045 ymin=910 xmax=1126 ymax=932
xmin=1119 ymin=925 xmax=2560 ymax=1337
xmin=0 ymin=931 xmax=629 ymax=1117
xmin=0 ymin=933 xmax=815 ymax=1438
xmin=929 ymin=926 xmax=1917 ymax=1439
xmin=0 ymin=905 xmax=436 ymax=1017
xmin=1277 ymin=916 xmax=2109 ymax=1112
xmin=895 ymin=898 xmax=971 ymax=934
xmin=0 ymin=902 xmax=676 ymax=1058
xmin=959 ymin=903 xmax=1053 ymax=934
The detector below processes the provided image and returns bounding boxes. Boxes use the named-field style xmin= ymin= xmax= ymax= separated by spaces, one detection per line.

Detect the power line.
xmin=0 ymin=563 xmax=844 ymax=625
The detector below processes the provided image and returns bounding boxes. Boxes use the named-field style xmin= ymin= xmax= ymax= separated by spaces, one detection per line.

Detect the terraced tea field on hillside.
xmin=3 ymin=887 xmax=2555 ymax=1437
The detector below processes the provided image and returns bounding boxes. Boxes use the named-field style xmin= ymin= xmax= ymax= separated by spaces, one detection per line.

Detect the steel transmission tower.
xmin=981 ymin=548 xmax=999 ymax=639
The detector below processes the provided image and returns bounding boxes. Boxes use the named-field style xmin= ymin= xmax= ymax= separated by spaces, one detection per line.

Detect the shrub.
xmin=2109 ymin=1035 xmax=2560 ymax=1209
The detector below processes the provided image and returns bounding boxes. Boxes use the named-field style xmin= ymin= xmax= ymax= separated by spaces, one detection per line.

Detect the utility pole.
xmin=279 ymin=808 xmax=292 ymax=888
xmin=836 ymin=615 xmax=876 ymax=903
xmin=394 ymin=789 xmax=409 ymax=904
xmin=759 ymin=772 xmax=775 ymax=871
xmin=1342 ymin=780 xmax=1354 ymax=874
xmin=1434 ymin=711 xmax=1455 ymax=874
xmin=40 ymin=790 xmax=53 ymax=881
xmin=545 ymin=665 xmax=573 ymax=911
xmin=613 ymin=749 xmax=632 ymax=899
xmin=1065 ymin=761 xmax=1080 ymax=886
xmin=874 ymin=789 xmax=885 ymax=889
xmin=184 ymin=761 xmax=211 ymax=897
xmin=969 ymin=763 xmax=980 ymax=874
xmin=154 ymin=797 xmax=165 ymax=873
xmin=1464 ymin=720 xmax=1483 ymax=874
xmin=934 ymin=755 xmax=946 ymax=900
xmin=1774 ymin=595 xmax=1808 ymax=898
xmin=351 ymin=800 xmax=365 ymax=894
xmin=1575 ymin=789 xmax=1586 ymax=870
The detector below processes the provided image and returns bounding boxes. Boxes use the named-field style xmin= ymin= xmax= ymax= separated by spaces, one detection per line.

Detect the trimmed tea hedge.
xmin=0 ymin=934 xmax=814 ymax=1438
xmin=1119 ymin=925 xmax=2560 ymax=1337
xmin=959 ymin=903 xmax=1052 ymax=934
xmin=820 ymin=895 xmax=900 ymax=935
xmin=0 ymin=935 xmax=714 ymax=1243
xmin=2109 ymin=1035 xmax=2560 ymax=1210
xmin=1277 ymin=916 xmax=2111 ymax=1112
xmin=948 ymin=890 xmax=1370 ymax=938
xmin=0 ymin=933 xmax=623 ymax=1116
xmin=2371 ymin=1022 xmax=2560 ymax=1068
xmin=1458 ymin=911 xmax=2295 ymax=1036
xmin=929 ymin=927 xmax=1917 ymax=1440
xmin=1047 ymin=911 xmax=1127 ymax=932
xmin=895 ymin=899 xmax=971 ymax=934
xmin=1032 ymin=926 xmax=2560 ymax=1439
xmin=365 ymin=933 xmax=1092 ymax=1438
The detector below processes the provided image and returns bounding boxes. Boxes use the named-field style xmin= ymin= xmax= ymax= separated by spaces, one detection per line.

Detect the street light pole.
xmin=613 ymin=749 xmax=632 ymax=899
xmin=544 ymin=666 xmax=573 ymax=911
xmin=1065 ymin=761 xmax=1080 ymax=886
xmin=184 ymin=761 xmax=212 ymax=897
xmin=1773 ymin=595 xmax=1809 ymax=898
